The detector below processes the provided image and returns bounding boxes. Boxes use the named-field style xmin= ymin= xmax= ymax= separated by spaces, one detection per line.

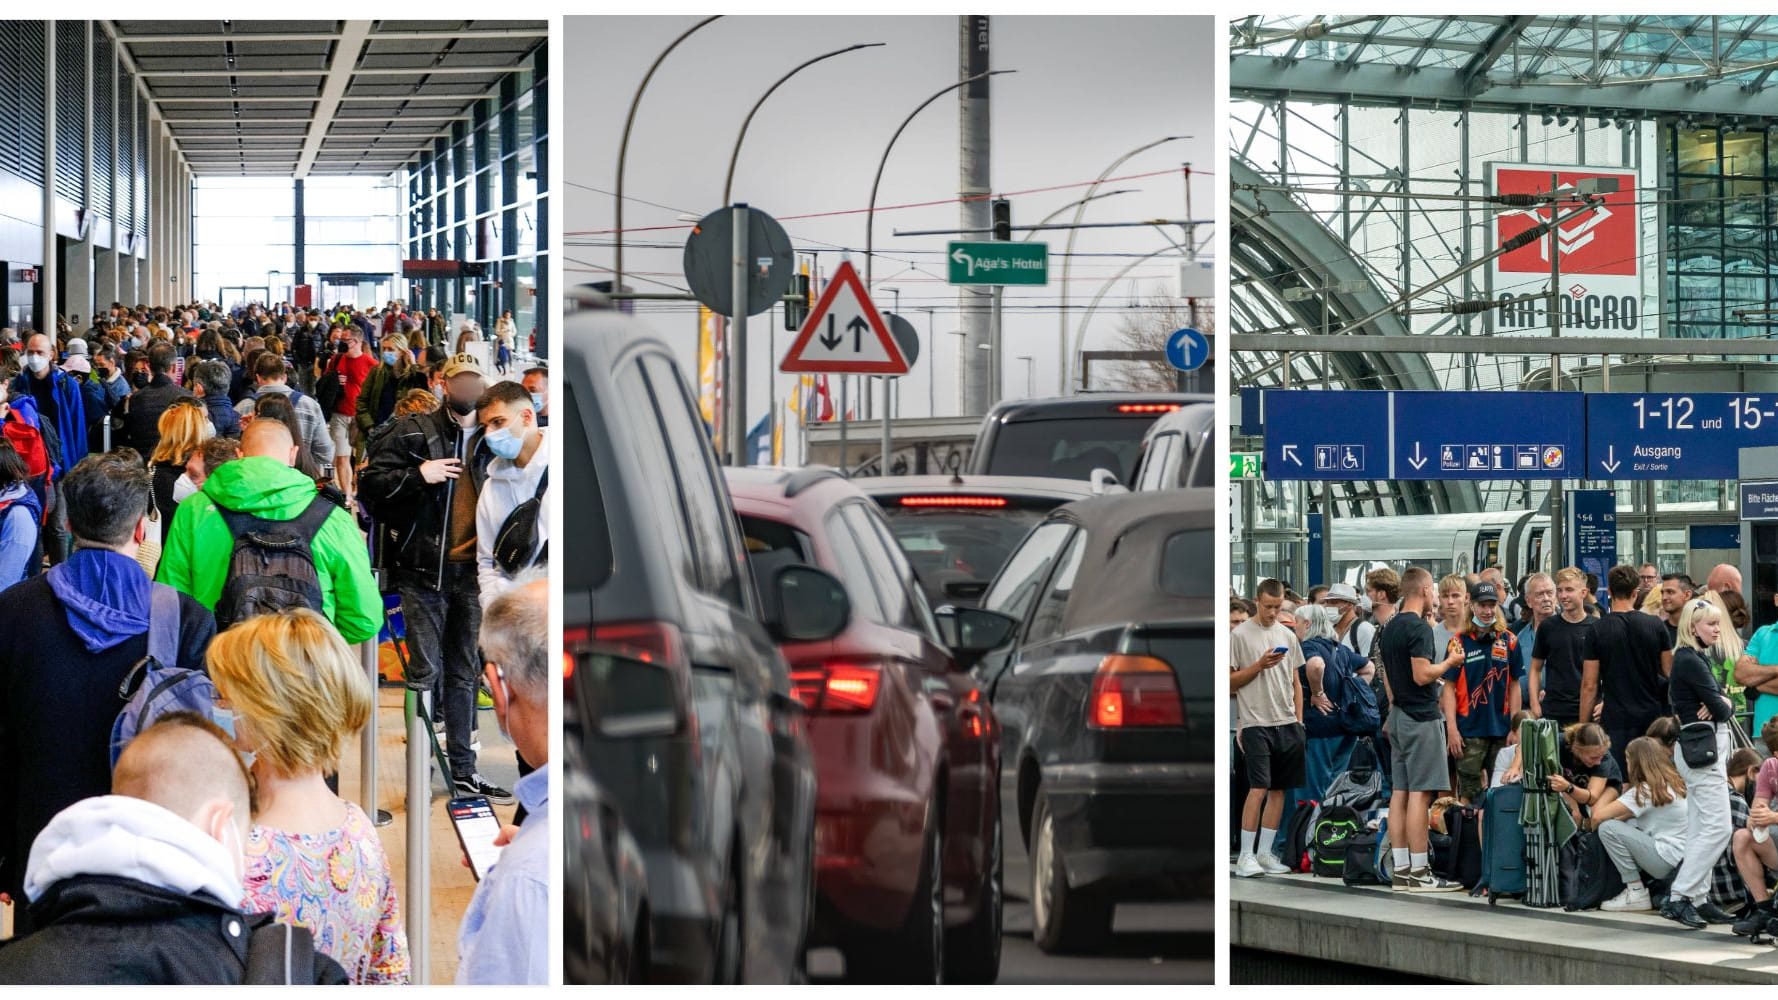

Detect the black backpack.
xmin=1559 ymin=828 xmax=1624 ymax=911
xmin=214 ymin=495 xmax=336 ymax=629
xmin=1281 ymin=799 xmax=1320 ymax=873
xmin=492 ymin=468 xmax=548 ymax=576
xmin=314 ymin=357 xmax=343 ymax=415
xmin=1309 ymin=804 xmax=1364 ymax=878
xmin=1341 ymin=824 xmax=1384 ymax=887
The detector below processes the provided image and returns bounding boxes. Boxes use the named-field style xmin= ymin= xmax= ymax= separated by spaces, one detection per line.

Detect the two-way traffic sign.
xmin=779 ymin=260 xmax=909 ymax=375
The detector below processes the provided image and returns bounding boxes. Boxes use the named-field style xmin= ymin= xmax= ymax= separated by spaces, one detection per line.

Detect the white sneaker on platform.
xmin=1234 ymin=853 xmax=1266 ymax=878
xmin=1257 ymin=853 xmax=1291 ymax=875
xmin=1602 ymin=884 xmax=1652 ymax=912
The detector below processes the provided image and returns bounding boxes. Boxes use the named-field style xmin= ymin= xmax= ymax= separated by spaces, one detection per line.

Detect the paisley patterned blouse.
xmin=242 ymin=800 xmax=410 ymax=984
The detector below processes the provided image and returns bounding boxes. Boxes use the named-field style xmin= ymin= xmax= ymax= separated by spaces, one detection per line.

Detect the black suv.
xmin=564 ymin=309 xmax=850 ymax=983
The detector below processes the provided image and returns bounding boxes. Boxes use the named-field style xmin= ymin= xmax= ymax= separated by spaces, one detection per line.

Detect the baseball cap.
xmin=440 ymin=352 xmax=485 ymax=380
xmin=1324 ymin=582 xmax=1360 ymax=605
xmin=1470 ymin=581 xmax=1501 ymax=604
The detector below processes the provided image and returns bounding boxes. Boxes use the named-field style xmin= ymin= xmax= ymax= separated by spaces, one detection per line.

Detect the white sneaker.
xmin=1233 ymin=853 xmax=1266 ymax=878
xmin=1257 ymin=853 xmax=1291 ymax=875
xmin=1602 ymin=884 xmax=1653 ymax=912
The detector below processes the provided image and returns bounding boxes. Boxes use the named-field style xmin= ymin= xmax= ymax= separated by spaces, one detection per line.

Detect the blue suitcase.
xmin=1478 ymin=782 xmax=1526 ymax=904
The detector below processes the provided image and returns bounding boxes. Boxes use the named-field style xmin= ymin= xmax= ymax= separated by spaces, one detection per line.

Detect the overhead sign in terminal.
xmin=1486 ymin=164 xmax=1643 ymax=337
xmin=1257 ymin=389 xmax=1584 ymax=481
xmin=1252 ymin=389 xmax=1778 ymax=482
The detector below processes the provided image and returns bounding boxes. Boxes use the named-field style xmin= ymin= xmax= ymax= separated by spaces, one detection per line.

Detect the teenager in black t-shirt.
xmin=1585 ymin=565 xmax=1675 ymax=774
xmin=1532 ymin=568 xmax=1599 ymax=727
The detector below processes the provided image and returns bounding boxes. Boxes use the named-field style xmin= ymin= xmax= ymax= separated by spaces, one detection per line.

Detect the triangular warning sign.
xmin=780 ymin=260 xmax=909 ymax=375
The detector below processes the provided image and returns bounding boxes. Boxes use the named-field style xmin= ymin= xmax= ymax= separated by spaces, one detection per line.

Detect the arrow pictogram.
xmin=1600 ymin=444 xmax=1620 ymax=475
xmin=950 ymin=246 xmax=975 ymax=276
xmin=847 ymin=316 xmax=868 ymax=352
xmin=1408 ymin=442 xmax=1427 ymax=470
xmin=818 ymin=315 xmax=843 ymax=351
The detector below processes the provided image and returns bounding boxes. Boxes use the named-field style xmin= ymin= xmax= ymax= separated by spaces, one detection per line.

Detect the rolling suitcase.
xmin=1477 ymin=782 xmax=1526 ymax=904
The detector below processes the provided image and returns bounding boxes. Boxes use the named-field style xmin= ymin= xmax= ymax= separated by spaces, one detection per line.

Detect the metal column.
xmin=958 ymin=16 xmax=992 ymax=415
xmin=405 ymin=693 xmax=430 ymax=983
xmin=359 ymin=639 xmax=377 ymax=824
xmin=42 ymin=21 xmax=57 ymax=332
xmin=728 ymin=203 xmax=750 ymax=465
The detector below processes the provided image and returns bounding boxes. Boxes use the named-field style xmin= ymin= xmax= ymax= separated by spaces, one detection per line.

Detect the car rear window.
xmin=563 ymin=382 xmax=614 ymax=591
xmin=1160 ymin=529 xmax=1206 ymax=597
xmin=878 ymin=506 xmax=1046 ymax=605
xmin=983 ymin=416 xmax=1157 ymax=483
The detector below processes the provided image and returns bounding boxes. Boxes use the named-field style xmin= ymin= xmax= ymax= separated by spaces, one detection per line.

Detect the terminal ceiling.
xmin=111 ymin=19 xmax=546 ymax=178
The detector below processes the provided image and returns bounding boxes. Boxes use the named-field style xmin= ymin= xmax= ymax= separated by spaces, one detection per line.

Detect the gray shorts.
xmin=1389 ymin=708 xmax=1451 ymax=793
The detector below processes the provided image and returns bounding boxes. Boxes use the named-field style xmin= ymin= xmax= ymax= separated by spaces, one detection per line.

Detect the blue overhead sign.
xmin=1586 ymin=393 xmax=1778 ymax=480
xmin=1260 ymin=389 xmax=1584 ymax=481
xmin=1742 ymin=481 xmax=1778 ymax=521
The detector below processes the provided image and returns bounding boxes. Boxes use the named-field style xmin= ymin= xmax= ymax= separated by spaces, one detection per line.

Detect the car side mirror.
xmin=768 ymin=565 xmax=851 ymax=643
xmin=935 ymin=606 xmax=1019 ymax=669
xmin=1089 ymin=468 xmax=1127 ymax=495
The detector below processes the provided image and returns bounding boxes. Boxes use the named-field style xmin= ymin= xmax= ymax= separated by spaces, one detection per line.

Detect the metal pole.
xmin=1548 ymin=171 xmax=1564 ymax=574
xmin=405 ymin=692 xmax=430 ymax=984
xmin=990 ymin=287 xmax=1003 ymax=402
xmin=728 ymin=203 xmax=749 ymax=465
xmin=880 ymin=288 xmax=898 ymax=475
xmin=960 ymin=17 xmax=992 ymax=417
xmin=924 ymin=308 xmax=935 ymax=418
xmin=1071 ymin=248 xmax=1172 ymax=387
xmin=615 ymin=15 xmax=720 ymax=295
xmin=42 ymin=22 xmax=57 ymax=335
xmin=359 ymin=640 xmax=378 ymax=823
xmin=839 ymin=375 xmax=849 ymax=476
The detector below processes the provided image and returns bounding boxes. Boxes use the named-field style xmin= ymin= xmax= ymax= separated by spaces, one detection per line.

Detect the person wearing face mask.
xmin=0 ymin=714 xmax=350 ymax=984
xmin=0 ymin=453 xmax=218 ymax=925
xmin=519 ymin=366 xmax=548 ymax=428
xmin=155 ymin=419 xmax=378 ymax=644
xmin=1438 ymin=581 xmax=1525 ymax=804
xmin=206 ymin=609 xmax=409 ymax=983
xmin=86 ymin=342 xmax=132 ymax=447
xmin=10 ymin=333 xmax=88 ymax=477
xmin=353 ymin=333 xmax=429 ymax=444
xmin=172 ymin=436 xmax=242 ymax=506
xmin=359 ymin=352 xmax=510 ymax=805
xmin=115 ymin=341 xmax=196 ymax=461
xmin=473 ymin=381 xmax=548 ymax=611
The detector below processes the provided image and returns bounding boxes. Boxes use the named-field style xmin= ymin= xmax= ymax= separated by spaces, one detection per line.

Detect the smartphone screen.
xmin=448 ymin=796 xmax=504 ymax=882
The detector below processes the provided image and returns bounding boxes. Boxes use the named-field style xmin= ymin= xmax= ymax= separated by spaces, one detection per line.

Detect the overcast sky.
xmin=565 ymin=14 xmax=1213 ymax=426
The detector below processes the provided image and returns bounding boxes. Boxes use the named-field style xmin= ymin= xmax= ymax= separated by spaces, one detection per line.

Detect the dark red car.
xmin=724 ymin=466 xmax=1006 ymax=984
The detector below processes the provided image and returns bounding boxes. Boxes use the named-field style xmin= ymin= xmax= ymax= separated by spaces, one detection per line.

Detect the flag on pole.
xmin=697 ymin=306 xmax=724 ymax=439
xmin=773 ymin=402 xmax=787 ymax=465
xmin=814 ymin=375 xmax=835 ymax=421
xmin=745 ymin=412 xmax=773 ymax=467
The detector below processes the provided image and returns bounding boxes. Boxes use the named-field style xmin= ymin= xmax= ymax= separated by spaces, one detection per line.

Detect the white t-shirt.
xmin=1619 ymin=785 xmax=1690 ymax=867
xmin=1339 ymin=619 xmax=1376 ymax=659
xmin=1490 ymin=744 xmax=1518 ymax=789
xmin=1230 ymin=618 xmax=1305 ymax=731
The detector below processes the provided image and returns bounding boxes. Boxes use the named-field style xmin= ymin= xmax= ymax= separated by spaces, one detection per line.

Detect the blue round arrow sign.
xmin=1166 ymin=328 xmax=1209 ymax=371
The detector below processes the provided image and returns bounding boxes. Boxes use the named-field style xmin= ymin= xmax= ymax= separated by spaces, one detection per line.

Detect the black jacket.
xmin=357 ymin=405 xmax=489 ymax=592
xmin=0 ymin=875 xmax=348 ymax=984
xmin=0 ymin=577 xmax=217 ymax=909
xmin=116 ymin=374 xmax=195 ymax=459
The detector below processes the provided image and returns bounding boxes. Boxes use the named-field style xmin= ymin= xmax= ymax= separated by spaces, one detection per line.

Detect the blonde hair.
xmin=1553 ymin=566 xmax=1587 ymax=590
xmin=150 ymin=398 xmax=214 ymax=465
xmin=1624 ymin=736 xmax=1685 ymax=808
xmin=1675 ymin=596 xmax=1725 ymax=654
xmin=1700 ymin=589 xmax=1745 ymax=663
xmin=206 ymin=609 xmax=372 ymax=778
xmin=1562 ymin=721 xmax=1610 ymax=754
xmin=395 ymin=388 xmax=439 ymax=418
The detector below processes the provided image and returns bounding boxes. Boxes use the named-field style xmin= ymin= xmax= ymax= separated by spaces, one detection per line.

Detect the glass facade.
xmin=404 ymin=42 xmax=549 ymax=356
xmin=1665 ymin=124 xmax=1778 ymax=340
xmin=191 ymin=176 xmax=402 ymax=312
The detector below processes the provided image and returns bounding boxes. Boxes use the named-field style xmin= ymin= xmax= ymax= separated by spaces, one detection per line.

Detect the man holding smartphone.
xmin=1381 ymin=567 xmax=1466 ymax=892
xmin=1231 ymin=578 xmax=1306 ymax=877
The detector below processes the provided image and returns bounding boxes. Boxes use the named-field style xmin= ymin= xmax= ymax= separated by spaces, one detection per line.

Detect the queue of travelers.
xmin=1231 ymin=558 xmax=1778 ymax=937
xmin=0 ymin=299 xmax=549 ymax=985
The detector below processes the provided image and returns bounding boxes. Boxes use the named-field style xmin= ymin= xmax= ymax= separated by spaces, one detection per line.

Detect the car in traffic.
xmin=970 ymin=490 xmax=1211 ymax=953
xmin=724 ymin=466 xmax=1008 ymax=983
xmin=564 ymin=308 xmax=849 ymax=983
xmin=965 ymin=393 xmax=1209 ymax=486
xmin=854 ymin=475 xmax=1099 ymax=608
xmin=1130 ymin=403 xmax=1212 ymax=490
xmin=563 ymin=687 xmax=649 ymax=985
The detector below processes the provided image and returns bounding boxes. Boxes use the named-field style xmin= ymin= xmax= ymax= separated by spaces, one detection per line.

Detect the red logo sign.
xmin=1494 ymin=168 xmax=1636 ymax=276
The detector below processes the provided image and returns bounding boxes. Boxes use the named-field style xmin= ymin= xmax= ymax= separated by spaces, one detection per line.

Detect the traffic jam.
xmin=562 ymin=303 xmax=1206 ymax=983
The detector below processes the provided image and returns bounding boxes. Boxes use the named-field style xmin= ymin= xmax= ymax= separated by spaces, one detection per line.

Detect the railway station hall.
xmin=1229 ymin=15 xmax=1778 ymax=986
xmin=0 ymin=19 xmax=551 ymax=985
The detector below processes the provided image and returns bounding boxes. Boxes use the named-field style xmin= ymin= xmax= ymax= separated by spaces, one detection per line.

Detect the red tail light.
xmin=592 ymin=621 xmax=685 ymax=667
xmin=1089 ymin=655 xmax=1183 ymax=728
xmin=564 ymin=626 xmax=588 ymax=680
xmin=790 ymin=661 xmax=881 ymax=713
xmin=898 ymin=495 xmax=1008 ymax=508
xmin=1116 ymin=403 xmax=1182 ymax=414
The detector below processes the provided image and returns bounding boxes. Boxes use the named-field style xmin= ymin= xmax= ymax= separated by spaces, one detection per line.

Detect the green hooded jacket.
xmin=155 ymin=456 xmax=382 ymax=644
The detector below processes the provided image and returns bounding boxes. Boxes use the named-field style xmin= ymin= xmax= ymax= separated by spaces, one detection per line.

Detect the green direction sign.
xmin=947 ymin=241 xmax=1048 ymax=286
xmin=1230 ymin=452 xmax=1261 ymax=480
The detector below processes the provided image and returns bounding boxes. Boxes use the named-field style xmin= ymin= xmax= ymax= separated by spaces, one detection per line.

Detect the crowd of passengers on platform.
xmin=0 ymin=300 xmax=550 ymax=984
xmin=1230 ymin=559 xmax=1778 ymax=936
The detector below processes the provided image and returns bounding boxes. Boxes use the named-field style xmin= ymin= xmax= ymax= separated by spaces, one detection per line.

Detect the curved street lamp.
xmin=724 ymin=43 xmax=885 ymax=206
xmin=1070 ymin=245 xmax=1175 ymax=391
xmin=1056 ymin=136 xmax=1187 ymax=391
xmin=613 ymin=15 xmax=722 ymax=295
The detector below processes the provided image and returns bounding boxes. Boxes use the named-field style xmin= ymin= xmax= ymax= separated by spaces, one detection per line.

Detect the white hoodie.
xmin=24 ymin=795 xmax=243 ymax=908
xmin=475 ymin=430 xmax=549 ymax=610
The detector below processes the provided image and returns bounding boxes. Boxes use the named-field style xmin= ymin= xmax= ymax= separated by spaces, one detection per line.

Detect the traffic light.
xmin=991 ymin=198 xmax=1011 ymax=241
xmin=785 ymin=272 xmax=810 ymax=330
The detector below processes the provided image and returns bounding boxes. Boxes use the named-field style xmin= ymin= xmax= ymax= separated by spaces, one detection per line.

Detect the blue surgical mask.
xmin=382 ymin=350 xmax=398 ymax=366
xmin=529 ymin=392 xmax=545 ymax=413
xmin=484 ymin=426 xmax=523 ymax=460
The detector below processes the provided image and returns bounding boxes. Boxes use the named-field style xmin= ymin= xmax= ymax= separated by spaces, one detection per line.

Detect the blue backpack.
xmin=1328 ymin=643 xmax=1381 ymax=736
xmin=109 ymin=585 xmax=215 ymax=768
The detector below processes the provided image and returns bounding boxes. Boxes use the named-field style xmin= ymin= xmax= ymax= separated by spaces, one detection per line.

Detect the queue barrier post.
xmin=359 ymin=639 xmax=377 ymax=825
xmin=405 ymin=690 xmax=430 ymax=984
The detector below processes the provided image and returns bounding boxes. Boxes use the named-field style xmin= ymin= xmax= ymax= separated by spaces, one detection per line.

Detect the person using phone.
xmin=208 ymin=608 xmax=410 ymax=983
xmin=1230 ymin=578 xmax=1306 ymax=878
